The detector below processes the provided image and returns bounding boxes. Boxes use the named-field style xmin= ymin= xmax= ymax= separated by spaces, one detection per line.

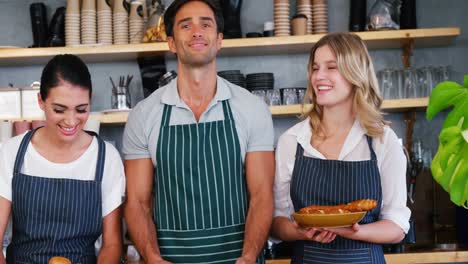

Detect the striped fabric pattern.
xmin=7 ymin=129 xmax=105 ymax=264
xmin=157 ymin=223 xmax=245 ymax=263
xmin=154 ymin=100 xmax=264 ymax=263
xmin=302 ymin=246 xmax=371 ymax=263
xmin=290 ymin=136 xmax=385 ymax=264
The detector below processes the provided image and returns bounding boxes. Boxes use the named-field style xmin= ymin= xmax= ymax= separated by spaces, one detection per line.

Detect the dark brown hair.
xmin=164 ymin=0 xmax=224 ymax=37
xmin=40 ymin=54 xmax=92 ymax=100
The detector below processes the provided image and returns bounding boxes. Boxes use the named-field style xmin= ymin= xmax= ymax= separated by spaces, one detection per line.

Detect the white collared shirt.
xmin=274 ymin=118 xmax=411 ymax=233
xmin=122 ymin=76 xmax=274 ymax=165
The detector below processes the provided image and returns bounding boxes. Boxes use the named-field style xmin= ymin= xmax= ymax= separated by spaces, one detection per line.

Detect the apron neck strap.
xmin=84 ymin=130 xmax=106 ymax=182
xmin=221 ymin=100 xmax=234 ymax=121
xmin=13 ymin=129 xmax=36 ymax=176
xmin=365 ymin=135 xmax=377 ymax=161
xmin=295 ymin=142 xmax=305 ymax=157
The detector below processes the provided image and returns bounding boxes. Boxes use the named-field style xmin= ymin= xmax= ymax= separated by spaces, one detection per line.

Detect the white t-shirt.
xmin=274 ymin=118 xmax=411 ymax=233
xmin=0 ymin=132 xmax=125 ymax=217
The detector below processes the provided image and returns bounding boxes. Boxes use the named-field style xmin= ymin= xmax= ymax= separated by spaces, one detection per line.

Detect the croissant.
xmin=299 ymin=199 xmax=377 ymax=214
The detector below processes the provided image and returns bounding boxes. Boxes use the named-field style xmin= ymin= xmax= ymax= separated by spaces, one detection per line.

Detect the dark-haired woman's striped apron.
xmin=290 ymin=136 xmax=385 ymax=263
xmin=7 ymin=128 xmax=105 ymax=264
xmin=154 ymin=100 xmax=265 ymax=263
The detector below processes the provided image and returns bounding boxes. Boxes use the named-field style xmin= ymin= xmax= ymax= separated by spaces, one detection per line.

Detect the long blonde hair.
xmin=301 ymin=32 xmax=387 ymax=138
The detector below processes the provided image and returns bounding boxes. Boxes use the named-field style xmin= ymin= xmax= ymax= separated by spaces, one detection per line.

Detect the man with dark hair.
xmin=123 ymin=0 xmax=274 ymax=263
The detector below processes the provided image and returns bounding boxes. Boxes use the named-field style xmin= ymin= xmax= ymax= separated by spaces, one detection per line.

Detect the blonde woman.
xmin=271 ymin=33 xmax=410 ymax=263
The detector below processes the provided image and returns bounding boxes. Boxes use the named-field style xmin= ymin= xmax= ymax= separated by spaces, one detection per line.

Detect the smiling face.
xmin=38 ymin=80 xmax=90 ymax=144
xmin=311 ymin=45 xmax=354 ymax=110
xmin=167 ymin=1 xmax=222 ymax=67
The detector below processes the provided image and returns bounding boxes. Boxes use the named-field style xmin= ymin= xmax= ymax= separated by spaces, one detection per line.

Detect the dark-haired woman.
xmin=0 ymin=54 xmax=125 ymax=264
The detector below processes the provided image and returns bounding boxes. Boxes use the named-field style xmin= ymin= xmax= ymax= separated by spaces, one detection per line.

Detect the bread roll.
xmin=48 ymin=256 xmax=72 ymax=264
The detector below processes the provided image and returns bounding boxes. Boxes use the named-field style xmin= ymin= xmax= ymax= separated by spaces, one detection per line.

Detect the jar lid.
xmin=29 ymin=81 xmax=40 ymax=90
xmin=264 ymin=21 xmax=274 ymax=31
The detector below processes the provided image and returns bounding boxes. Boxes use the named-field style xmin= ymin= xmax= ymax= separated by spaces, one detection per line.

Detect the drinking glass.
xmin=252 ymin=90 xmax=268 ymax=105
xmin=297 ymin=88 xmax=307 ymax=103
xmin=422 ymin=148 xmax=433 ymax=170
xmin=267 ymin=89 xmax=281 ymax=106
xmin=403 ymin=68 xmax=418 ymax=98
xmin=393 ymin=69 xmax=404 ymax=99
xmin=416 ymin=67 xmax=434 ymax=98
xmin=433 ymin=65 xmax=451 ymax=85
xmin=380 ymin=69 xmax=394 ymax=99
xmin=112 ymin=86 xmax=131 ymax=109
xmin=283 ymin=88 xmax=298 ymax=105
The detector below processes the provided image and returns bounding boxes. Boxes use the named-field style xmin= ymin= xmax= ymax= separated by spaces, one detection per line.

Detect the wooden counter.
xmin=126 ymin=251 xmax=468 ymax=263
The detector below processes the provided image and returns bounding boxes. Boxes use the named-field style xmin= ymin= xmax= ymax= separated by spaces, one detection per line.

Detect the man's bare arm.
xmin=124 ymin=158 xmax=170 ymax=263
xmin=237 ymin=151 xmax=275 ymax=263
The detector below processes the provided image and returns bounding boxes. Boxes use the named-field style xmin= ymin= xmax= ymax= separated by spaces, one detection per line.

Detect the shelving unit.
xmin=0 ymin=27 xmax=459 ymax=66
xmin=89 ymin=97 xmax=428 ymax=124
xmin=0 ymin=97 xmax=432 ymax=124
xmin=0 ymin=27 xmax=456 ymax=124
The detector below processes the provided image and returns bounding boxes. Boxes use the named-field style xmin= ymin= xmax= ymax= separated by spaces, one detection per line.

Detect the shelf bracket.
xmin=402 ymin=38 xmax=414 ymax=68
xmin=404 ymin=111 xmax=416 ymax=157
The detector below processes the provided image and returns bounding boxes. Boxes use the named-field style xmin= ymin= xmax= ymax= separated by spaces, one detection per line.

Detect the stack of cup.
xmin=274 ymin=0 xmax=290 ymax=36
xmin=296 ymin=0 xmax=313 ymax=34
xmin=65 ymin=0 xmax=80 ymax=46
xmin=129 ymin=1 xmax=145 ymax=44
xmin=312 ymin=0 xmax=328 ymax=33
xmin=140 ymin=0 xmax=148 ymax=24
xmin=81 ymin=0 xmax=97 ymax=44
xmin=292 ymin=14 xmax=307 ymax=35
xmin=113 ymin=0 xmax=129 ymax=44
xmin=14 ymin=121 xmax=32 ymax=136
xmin=97 ymin=0 xmax=113 ymax=45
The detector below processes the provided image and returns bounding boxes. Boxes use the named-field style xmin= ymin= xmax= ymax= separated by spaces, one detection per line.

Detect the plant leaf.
xmin=426 ymin=80 xmax=468 ymax=129
xmin=431 ymin=124 xmax=468 ymax=206
xmin=448 ymin=150 xmax=467 ymax=205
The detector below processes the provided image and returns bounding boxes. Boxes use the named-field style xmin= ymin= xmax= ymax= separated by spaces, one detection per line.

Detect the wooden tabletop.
xmin=126 ymin=250 xmax=468 ymax=263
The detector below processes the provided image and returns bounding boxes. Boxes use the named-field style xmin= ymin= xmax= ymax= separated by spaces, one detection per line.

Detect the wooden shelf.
xmin=271 ymin=97 xmax=429 ymax=117
xmin=0 ymin=28 xmax=459 ymax=66
xmin=88 ymin=97 xmax=429 ymax=124
xmin=1 ymin=98 xmax=430 ymax=124
xmin=381 ymin=97 xmax=429 ymax=110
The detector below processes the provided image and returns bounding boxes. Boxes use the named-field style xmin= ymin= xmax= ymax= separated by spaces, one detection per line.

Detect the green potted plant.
xmin=426 ymin=75 xmax=468 ymax=207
